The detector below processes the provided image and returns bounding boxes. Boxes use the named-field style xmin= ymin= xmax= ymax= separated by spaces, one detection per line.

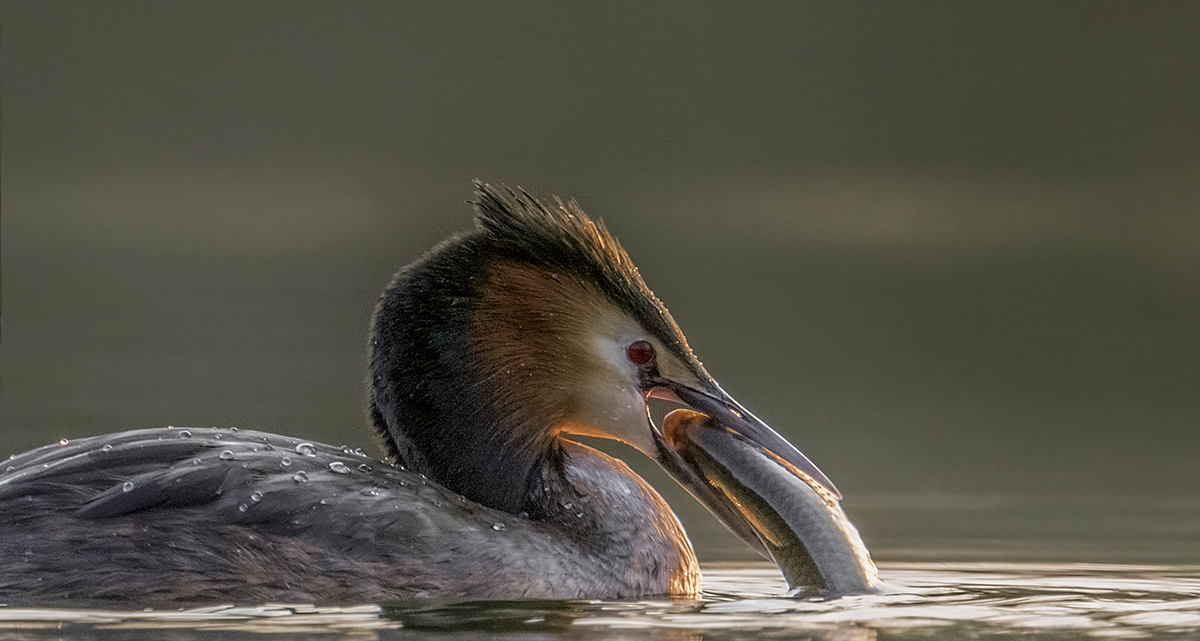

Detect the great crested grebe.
xmin=0 ymin=183 xmax=875 ymax=606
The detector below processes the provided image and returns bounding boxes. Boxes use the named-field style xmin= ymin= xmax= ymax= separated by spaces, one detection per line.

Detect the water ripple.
xmin=0 ymin=563 xmax=1195 ymax=639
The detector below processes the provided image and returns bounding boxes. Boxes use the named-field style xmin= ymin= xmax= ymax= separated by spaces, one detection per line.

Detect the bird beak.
xmin=645 ymin=378 xmax=841 ymax=559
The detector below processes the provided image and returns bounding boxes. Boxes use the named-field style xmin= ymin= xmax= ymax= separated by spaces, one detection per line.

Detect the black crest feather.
xmin=471 ymin=182 xmax=689 ymax=355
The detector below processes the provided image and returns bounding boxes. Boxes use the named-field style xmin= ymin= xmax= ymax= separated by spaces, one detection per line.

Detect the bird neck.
xmin=369 ymin=237 xmax=566 ymax=514
xmin=534 ymin=439 xmax=701 ymax=595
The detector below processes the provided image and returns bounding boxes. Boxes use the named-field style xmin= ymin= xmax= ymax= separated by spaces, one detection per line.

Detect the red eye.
xmin=627 ymin=340 xmax=655 ymax=366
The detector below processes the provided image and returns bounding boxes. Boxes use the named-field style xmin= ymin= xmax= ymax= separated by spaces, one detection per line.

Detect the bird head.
xmin=369 ymin=183 xmax=838 ymax=557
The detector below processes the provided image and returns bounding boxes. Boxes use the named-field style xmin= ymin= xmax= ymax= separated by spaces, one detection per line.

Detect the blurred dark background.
xmin=2 ymin=2 xmax=1197 ymax=563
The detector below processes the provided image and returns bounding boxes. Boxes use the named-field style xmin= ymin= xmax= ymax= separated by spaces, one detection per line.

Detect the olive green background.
xmin=2 ymin=2 xmax=1197 ymax=563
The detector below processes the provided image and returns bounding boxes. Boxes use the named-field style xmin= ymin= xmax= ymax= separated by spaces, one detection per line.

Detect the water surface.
xmin=2 ymin=562 xmax=1196 ymax=640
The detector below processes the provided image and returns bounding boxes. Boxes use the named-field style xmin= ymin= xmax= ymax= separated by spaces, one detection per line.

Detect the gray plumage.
xmin=0 ymin=427 xmax=693 ymax=606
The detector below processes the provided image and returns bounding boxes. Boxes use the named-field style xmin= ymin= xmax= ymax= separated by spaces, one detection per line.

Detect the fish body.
xmin=663 ymin=409 xmax=883 ymax=597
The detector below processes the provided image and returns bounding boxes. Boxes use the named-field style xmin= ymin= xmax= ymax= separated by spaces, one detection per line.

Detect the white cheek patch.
xmin=567 ymin=327 xmax=657 ymax=456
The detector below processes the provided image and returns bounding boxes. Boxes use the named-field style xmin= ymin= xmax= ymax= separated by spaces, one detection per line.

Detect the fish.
xmin=662 ymin=409 xmax=885 ymax=597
